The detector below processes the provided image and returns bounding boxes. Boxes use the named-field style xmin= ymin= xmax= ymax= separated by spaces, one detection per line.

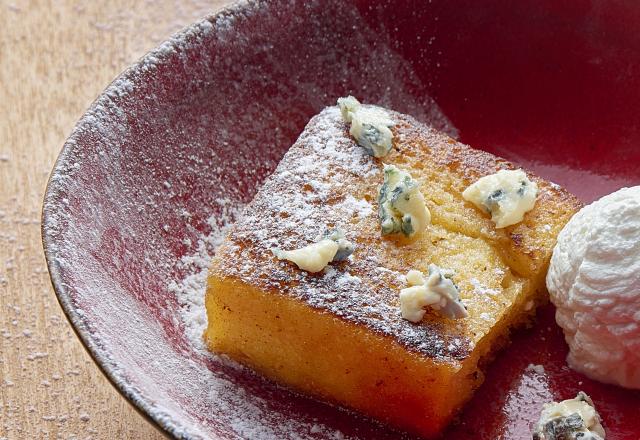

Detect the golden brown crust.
xmin=387 ymin=113 xmax=582 ymax=277
xmin=210 ymin=106 xmax=581 ymax=362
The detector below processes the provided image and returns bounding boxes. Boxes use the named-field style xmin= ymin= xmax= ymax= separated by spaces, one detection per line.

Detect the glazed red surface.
xmin=43 ymin=1 xmax=640 ymax=439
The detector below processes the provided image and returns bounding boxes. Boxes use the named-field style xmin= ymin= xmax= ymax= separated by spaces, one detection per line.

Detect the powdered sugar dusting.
xmin=169 ymin=201 xmax=242 ymax=352
xmin=470 ymin=278 xmax=501 ymax=297
xmin=214 ymin=107 xmax=472 ymax=361
xmin=338 ymin=195 xmax=374 ymax=219
xmin=167 ymin=202 xmax=361 ymax=440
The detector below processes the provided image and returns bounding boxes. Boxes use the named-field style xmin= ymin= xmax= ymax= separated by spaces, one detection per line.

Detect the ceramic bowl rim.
xmin=40 ymin=2 xmax=258 ymax=439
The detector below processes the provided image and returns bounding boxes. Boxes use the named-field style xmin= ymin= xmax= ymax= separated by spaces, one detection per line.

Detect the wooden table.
xmin=0 ymin=1 xmax=229 ymax=438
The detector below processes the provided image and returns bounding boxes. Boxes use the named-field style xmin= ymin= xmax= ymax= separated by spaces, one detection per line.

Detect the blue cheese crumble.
xmin=273 ymin=228 xmax=355 ymax=273
xmin=462 ymin=169 xmax=538 ymax=228
xmin=322 ymin=228 xmax=355 ymax=262
xmin=399 ymin=264 xmax=468 ymax=322
xmin=532 ymin=392 xmax=606 ymax=440
xmin=337 ymin=96 xmax=395 ymax=158
xmin=378 ymin=164 xmax=431 ymax=237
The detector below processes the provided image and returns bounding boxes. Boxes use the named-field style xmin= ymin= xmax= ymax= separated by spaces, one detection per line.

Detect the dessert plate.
xmin=42 ymin=1 xmax=640 ymax=438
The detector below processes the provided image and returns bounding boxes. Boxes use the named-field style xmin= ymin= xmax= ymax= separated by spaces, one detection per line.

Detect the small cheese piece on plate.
xmin=532 ymin=392 xmax=606 ymax=440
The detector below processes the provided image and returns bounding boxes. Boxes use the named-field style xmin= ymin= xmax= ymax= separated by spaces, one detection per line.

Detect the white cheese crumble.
xmin=273 ymin=239 xmax=339 ymax=273
xmin=546 ymin=185 xmax=640 ymax=389
xmin=337 ymin=96 xmax=395 ymax=158
xmin=337 ymin=95 xmax=360 ymax=123
xmin=273 ymin=228 xmax=355 ymax=273
xmin=532 ymin=392 xmax=606 ymax=440
xmin=378 ymin=164 xmax=431 ymax=237
xmin=399 ymin=264 xmax=468 ymax=322
xmin=462 ymin=169 xmax=538 ymax=228
xmin=405 ymin=269 xmax=425 ymax=286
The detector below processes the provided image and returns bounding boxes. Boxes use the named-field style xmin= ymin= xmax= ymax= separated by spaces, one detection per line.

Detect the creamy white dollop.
xmin=546 ymin=186 xmax=640 ymax=389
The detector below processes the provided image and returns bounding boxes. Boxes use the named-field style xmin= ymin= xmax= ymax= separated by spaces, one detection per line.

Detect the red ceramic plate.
xmin=42 ymin=1 xmax=640 ymax=439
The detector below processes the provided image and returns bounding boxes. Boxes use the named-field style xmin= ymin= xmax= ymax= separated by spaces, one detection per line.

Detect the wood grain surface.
xmin=0 ymin=1 xmax=230 ymax=438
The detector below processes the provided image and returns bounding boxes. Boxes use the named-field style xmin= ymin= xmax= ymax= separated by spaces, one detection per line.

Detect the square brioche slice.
xmin=205 ymin=105 xmax=581 ymax=438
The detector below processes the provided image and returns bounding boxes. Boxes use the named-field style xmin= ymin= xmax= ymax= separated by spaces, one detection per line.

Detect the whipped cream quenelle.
xmin=546 ymin=186 xmax=640 ymax=389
